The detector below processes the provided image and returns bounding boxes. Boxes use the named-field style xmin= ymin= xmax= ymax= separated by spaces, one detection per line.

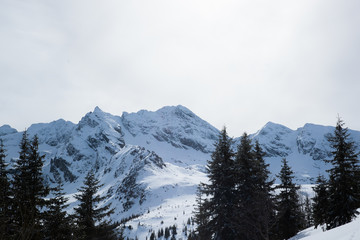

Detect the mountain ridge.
xmin=1 ymin=106 xmax=360 ymax=239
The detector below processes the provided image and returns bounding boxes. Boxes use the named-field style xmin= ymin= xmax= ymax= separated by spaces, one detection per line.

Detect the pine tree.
xmin=171 ymin=224 xmax=177 ymax=237
xmin=44 ymin=179 xmax=74 ymax=239
xmin=312 ymin=175 xmax=328 ymax=229
xmin=0 ymin=139 xmax=13 ymax=238
xmin=252 ymin=141 xmax=275 ymax=240
xmin=232 ymin=135 xmax=274 ymax=240
xmin=12 ymin=132 xmax=48 ymax=240
xmin=234 ymin=132 xmax=259 ymax=240
xmin=193 ymin=184 xmax=211 ymax=240
xmin=74 ymin=171 xmax=118 ymax=240
xmin=149 ymin=231 xmax=155 ymax=240
xmin=12 ymin=131 xmax=31 ymax=239
xmin=303 ymin=195 xmax=313 ymax=228
xmin=325 ymin=117 xmax=360 ymax=229
xmin=195 ymin=127 xmax=236 ymax=239
xmin=28 ymin=135 xmax=49 ymax=230
xmin=273 ymin=158 xmax=303 ymax=240
xmin=165 ymin=227 xmax=170 ymax=239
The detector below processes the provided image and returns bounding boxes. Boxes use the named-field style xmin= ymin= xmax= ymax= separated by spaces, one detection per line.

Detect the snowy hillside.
xmin=291 ymin=213 xmax=360 ymax=240
xmin=1 ymin=105 xmax=360 ymax=239
xmin=249 ymin=121 xmax=360 ymax=183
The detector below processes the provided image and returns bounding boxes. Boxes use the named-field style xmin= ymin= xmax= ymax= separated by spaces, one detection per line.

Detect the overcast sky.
xmin=1 ymin=0 xmax=360 ymax=137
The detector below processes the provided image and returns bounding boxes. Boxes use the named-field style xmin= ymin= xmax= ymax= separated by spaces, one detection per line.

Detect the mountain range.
xmin=1 ymin=105 xmax=360 ymax=239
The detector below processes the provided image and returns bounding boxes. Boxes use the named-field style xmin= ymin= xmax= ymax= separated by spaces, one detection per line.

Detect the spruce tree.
xmin=28 ymin=135 xmax=49 ymax=229
xmin=171 ymin=224 xmax=177 ymax=237
xmin=233 ymin=135 xmax=274 ymax=240
xmin=312 ymin=175 xmax=328 ymax=229
xmin=44 ymin=180 xmax=74 ymax=239
xmin=149 ymin=231 xmax=155 ymax=240
xmin=193 ymin=184 xmax=211 ymax=240
xmin=303 ymin=195 xmax=313 ymax=228
xmin=74 ymin=171 xmax=118 ymax=240
xmin=195 ymin=127 xmax=236 ymax=239
xmin=12 ymin=132 xmax=48 ymax=240
xmin=234 ymin=133 xmax=258 ymax=240
xmin=12 ymin=131 xmax=31 ymax=239
xmin=325 ymin=117 xmax=360 ymax=229
xmin=252 ymin=141 xmax=275 ymax=240
xmin=0 ymin=139 xmax=13 ymax=238
xmin=165 ymin=227 xmax=170 ymax=239
xmin=273 ymin=158 xmax=303 ymax=240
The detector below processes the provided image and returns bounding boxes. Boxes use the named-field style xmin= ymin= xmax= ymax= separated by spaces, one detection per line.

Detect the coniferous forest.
xmin=0 ymin=118 xmax=360 ymax=240
xmin=194 ymin=117 xmax=360 ymax=240
xmin=0 ymin=131 xmax=121 ymax=240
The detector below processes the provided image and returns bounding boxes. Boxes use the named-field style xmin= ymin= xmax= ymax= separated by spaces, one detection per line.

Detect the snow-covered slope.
xmin=249 ymin=121 xmax=360 ymax=183
xmin=291 ymin=214 xmax=360 ymax=240
xmin=1 ymin=105 xmax=360 ymax=239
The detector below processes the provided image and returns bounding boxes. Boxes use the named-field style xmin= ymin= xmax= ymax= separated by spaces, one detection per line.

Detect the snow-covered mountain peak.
xmin=27 ymin=119 xmax=75 ymax=147
xmin=77 ymin=108 xmax=123 ymax=137
xmin=0 ymin=124 xmax=18 ymax=137
xmin=93 ymin=105 xmax=103 ymax=114
xmin=121 ymin=105 xmax=219 ymax=154
xmin=156 ymin=105 xmax=195 ymax=118
xmin=256 ymin=121 xmax=294 ymax=136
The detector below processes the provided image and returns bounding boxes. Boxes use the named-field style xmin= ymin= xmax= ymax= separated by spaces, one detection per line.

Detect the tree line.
xmin=0 ymin=131 xmax=121 ymax=240
xmin=193 ymin=117 xmax=360 ymax=240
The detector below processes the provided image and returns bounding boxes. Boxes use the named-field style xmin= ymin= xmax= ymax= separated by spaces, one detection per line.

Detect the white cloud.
xmin=1 ymin=0 xmax=360 ymax=135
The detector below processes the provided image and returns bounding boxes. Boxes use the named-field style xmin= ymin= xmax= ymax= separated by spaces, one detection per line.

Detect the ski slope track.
xmin=2 ymin=105 xmax=360 ymax=239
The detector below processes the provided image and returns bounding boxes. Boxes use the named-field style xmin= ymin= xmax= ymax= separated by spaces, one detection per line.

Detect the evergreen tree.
xmin=303 ymin=195 xmax=313 ymax=228
xmin=160 ymin=228 xmax=164 ymax=237
xmin=12 ymin=132 xmax=48 ymax=240
xmin=74 ymin=171 xmax=118 ymax=240
xmin=44 ymin=179 xmax=74 ymax=239
xmin=165 ymin=227 xmax=170 ymax=239
xmin=187 ymin=230 xmax=197 ymax=240
xmin=234 ymin=133 xmax=259 ymax=240
xmin=232 ymin=135 xmax=275 ymax=240
xmin=12 ymin=131 xmax=31 ymax=239
xmin=312 ymin=175 xmax=328 ymax=229
xmin=28 ymin=135 xmax=49 ymax=227
xmin=252 ymin=141 xmax=275 ymax=240
xmin=195 ymin=127 xmax=236 ymax=239
xmin=171 ymin=224 xmax=177 ymax=237
xmin=193 ymin=184 xmax=211 ymax=240
xmin=149 ymin=231 xmax=155 ymax=240
xmin=273 ymin=158 xmax=303 ymax=240
xmin=0 ymin=139 xmax=13 ymax=238
xmin=325 ymin=117 xmax=360 ymax=229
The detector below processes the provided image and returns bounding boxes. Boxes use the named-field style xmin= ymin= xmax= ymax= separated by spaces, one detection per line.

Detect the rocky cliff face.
xmin=1 ymin=106 xmax=360 ymax=239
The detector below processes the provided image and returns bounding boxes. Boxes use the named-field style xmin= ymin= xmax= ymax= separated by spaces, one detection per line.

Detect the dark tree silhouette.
xmin=74 ymin=171 xmax=118 ymax=240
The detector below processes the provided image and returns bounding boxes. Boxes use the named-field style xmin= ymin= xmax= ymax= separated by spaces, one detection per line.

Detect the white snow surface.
xmin=291 ymin=213 xmax=360 ymax=240
xmin=1 ymin=105 xmax=360 ymax=239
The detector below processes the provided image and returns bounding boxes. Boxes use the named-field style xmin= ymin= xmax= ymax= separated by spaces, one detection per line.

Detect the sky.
xmin=1 ymin=0 xmax=360 ymax=137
